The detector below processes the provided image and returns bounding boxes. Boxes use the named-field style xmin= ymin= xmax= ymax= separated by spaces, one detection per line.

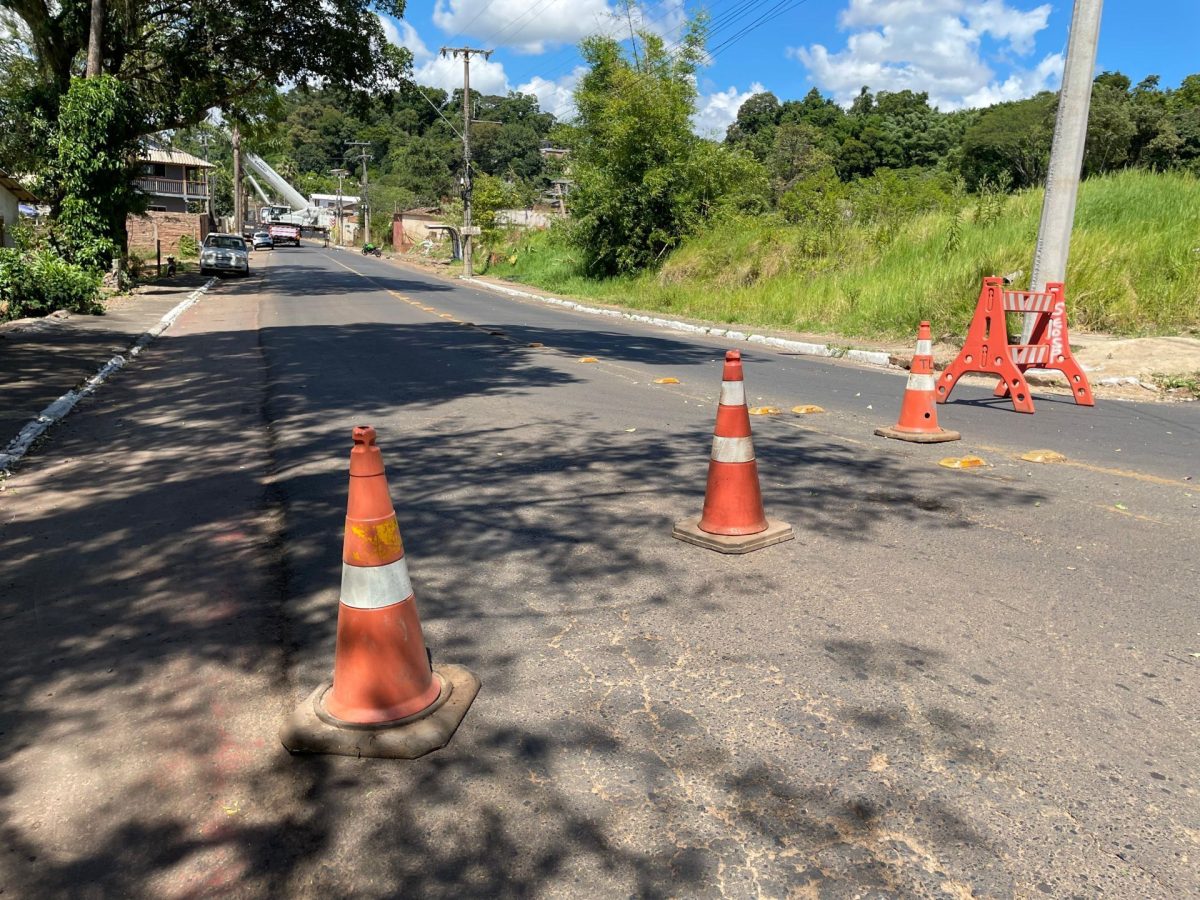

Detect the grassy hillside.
xmin=487 ymin=170 xmax=1200 ymax=339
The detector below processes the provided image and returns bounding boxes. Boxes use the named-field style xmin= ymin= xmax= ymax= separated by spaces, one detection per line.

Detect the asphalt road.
xmin=2 ymin=245 xmax=1197 ymax=898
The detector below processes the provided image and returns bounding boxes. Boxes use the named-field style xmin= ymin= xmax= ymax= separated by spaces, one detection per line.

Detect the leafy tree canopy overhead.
xmin=2 ymin=0 xmax=411 ymax=155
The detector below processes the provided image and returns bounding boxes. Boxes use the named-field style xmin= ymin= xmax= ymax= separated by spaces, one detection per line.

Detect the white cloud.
xmin=517 ymin=67 xmax=586 ymax=121
xmin=693 ymin=82 xmax=766 ymax=138
xmin=431 ymin=0 xmax=686 ymax=54
xmin=791 ymin=0 xmax=1060 ymax=110
xmin=433 ymin=0 xmax=615 ymax=54
xmin=962 ymin=52 xmax=1062 ymax=107
xmin=378 ymin=15 xmax=433 ymax=63
xmin=415 ymin=51 xmax=511 ymax=96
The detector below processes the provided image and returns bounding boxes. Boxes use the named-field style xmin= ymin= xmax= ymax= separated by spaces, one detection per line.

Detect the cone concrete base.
xmin=874 ymin=425 xmax=961 ymax=443
xmin=672 ymin=517 xmax=794 ymax=554
xmin=280 ymin=664 xmax=480 ymax=759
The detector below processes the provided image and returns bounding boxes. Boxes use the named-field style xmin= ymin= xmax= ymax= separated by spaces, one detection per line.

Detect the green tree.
xmin=767 ymin=122 xmax=831 ymax=197
xmin=51 ymin=76 xmax=143 ymax=269
xmin=958 ymin=93 xmax=1055 ymax=189
xmin=567 ymin=20 xmax=767 ymax=275
xmin=3 ymin=0 xmax=413 ymax=252
xmin=1083 ymin=80 xmax=1135 ymax=175
xmin=725 ymin=91 xmax=781 ymax=162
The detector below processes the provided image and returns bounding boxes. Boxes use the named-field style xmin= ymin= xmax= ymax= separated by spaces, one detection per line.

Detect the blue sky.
xmin=380 ymin=0 xmax=1200 ymax=136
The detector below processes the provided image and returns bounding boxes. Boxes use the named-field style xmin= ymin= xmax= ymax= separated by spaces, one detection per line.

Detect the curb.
xmin=0 ymin=277 xmax=218 ymax=474
xmin=460 ymin=276 xmax=896 ymax=367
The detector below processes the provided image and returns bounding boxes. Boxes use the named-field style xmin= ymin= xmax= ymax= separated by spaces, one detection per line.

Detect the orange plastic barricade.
xmin=936 ymin=277 xmax=1094 ymax=414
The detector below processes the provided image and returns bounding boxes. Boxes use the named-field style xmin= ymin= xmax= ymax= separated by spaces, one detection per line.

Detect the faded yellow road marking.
xmin=976 ymin=442 xmax=1186 ymax=488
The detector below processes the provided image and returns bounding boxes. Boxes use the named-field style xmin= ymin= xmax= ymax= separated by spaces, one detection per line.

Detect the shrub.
xmin=177 ymin=233 xmax=199 ymax=259
xmin=0 ymin=248 xmax=103 ymax=320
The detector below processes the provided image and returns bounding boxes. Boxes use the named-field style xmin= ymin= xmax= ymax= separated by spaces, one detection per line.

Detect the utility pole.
xmin=440 ymin=45 xmax=492 ymax=277
xmin=347 ymin=141 xmax=371 ymax=245
xmin=1025 ymin=0 xmax=1103 ymax=340
xmin=232 ymin=121 xmax=243 ymax=235
xmin=331 ymin=168 xmax=348 ymax=246
xmin=199 ymin=130 xmax=213 ymax=223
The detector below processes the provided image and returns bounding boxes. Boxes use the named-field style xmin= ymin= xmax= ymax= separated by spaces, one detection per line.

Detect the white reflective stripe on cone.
xmin=710 ymin=435 xmax=755 ymax=463
xmin=340 ymin=557 xmax=414 ymax=610
xmin=916 ymin=340 xmax=932 ymax=356
xmin=906 ymin=373 xmax=937 ymax=392
xmin=719 ymin=381 xmax=746 ymax=407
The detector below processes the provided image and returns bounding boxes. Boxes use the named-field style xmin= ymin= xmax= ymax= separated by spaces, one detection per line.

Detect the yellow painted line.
xmin=1093 ymin=503 xmax=1169 ymax=526
xmin=325 ymin=255 xmax=368 ymax=277
xmin=1020 ymin=449 xmax=1067 ymax=464
xmin=975 ymin=442 xmax=1186 ymax=488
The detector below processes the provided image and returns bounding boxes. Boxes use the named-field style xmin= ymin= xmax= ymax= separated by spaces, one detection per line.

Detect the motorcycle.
xmin=362 ymin=242 xmax=382 ymax=257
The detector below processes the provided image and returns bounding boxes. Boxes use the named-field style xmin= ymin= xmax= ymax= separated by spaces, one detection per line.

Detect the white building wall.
xmin=0 ymin=186 xmax=19 ymax=247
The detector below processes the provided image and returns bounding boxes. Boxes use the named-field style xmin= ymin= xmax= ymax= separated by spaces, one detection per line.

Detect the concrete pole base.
xmin=279 ymin=664 xmax=480 ymax=759
xmin=874 ymin=425 xmax=961 ymax=443
xmin=671 ymin=518 xmax=795 ymax=554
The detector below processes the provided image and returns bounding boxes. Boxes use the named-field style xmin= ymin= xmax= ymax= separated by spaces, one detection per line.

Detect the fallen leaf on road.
xmin=579 ymin=356 xmax=599 ymax=363
xmin=792 ymin=405 xmax=825 ymax=414
xmin=624 ymin=428 xmax=636 ymax=432
xmin=749 ymin=406 xmax=781 ymax=415
xmin=1114 ymin=502 xmax=1128 ymax=510
xmin=654 ymin=377 xmax=680 ymax=384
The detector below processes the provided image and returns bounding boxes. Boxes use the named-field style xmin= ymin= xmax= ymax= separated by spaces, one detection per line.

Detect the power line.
xmin=708 ymin=0 xmax=813 ymax=59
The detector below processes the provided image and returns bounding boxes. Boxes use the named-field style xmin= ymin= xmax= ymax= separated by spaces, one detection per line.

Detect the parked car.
xmin=199 ymin=233 xmax=250 ymax=277
xmin=252 ymin=231 xmax=274 ymax=250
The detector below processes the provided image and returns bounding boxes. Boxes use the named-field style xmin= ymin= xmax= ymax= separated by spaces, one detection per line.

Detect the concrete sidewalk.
xmin=0 ymin=265 xmax=306 ymax=897
xmin=0 ymin=275 xmax=212 ymax=442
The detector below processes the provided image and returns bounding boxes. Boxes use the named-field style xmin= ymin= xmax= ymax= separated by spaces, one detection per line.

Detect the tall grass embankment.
xmin=488 ymin=170 xmax=1200 ymax=340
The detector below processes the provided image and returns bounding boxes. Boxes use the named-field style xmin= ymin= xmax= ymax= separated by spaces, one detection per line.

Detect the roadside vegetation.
xmin=0 ymin=237 xmax=102 ymax=321
xmin=475 ymin=26 xmax=1200 ymax=341
xmin=488 ymin=169 xmax=1200 ymax=339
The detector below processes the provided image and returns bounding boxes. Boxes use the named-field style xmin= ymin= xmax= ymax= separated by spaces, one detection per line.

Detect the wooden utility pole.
xmin=232 ymin=121 xmax=243 ymax=234
xmin=440 ymin=46 xmax=492 ymax=277
xmin=347 ymin=141 xmax=371 ymax=245
xmin=1025 ymin=0 xmax=1103 ymax=340
xmin=86 ymin=0 xmax=104 ymax=76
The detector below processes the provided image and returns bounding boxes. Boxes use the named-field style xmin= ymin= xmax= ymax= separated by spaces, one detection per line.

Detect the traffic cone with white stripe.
xmin=875 ymin=322 xmax=961 ymax=443
xmin=280 ymin=425 xmax=480 ymax=759
xmin=672 ymin=350 xmax=794 ymax=553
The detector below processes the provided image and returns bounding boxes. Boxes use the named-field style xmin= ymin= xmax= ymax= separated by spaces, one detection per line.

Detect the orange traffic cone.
xmin=673 ymin=350 xmax=794 ymax=553
xmin=280 ymin=425 xmax=480 ymax=759
xmin=875 ymin=322 xmax=961 ymax=443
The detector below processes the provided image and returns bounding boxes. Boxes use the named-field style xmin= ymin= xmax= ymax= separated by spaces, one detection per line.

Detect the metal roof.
xmin=140 ymin=147 xmax=214 ymax=169
xmin=0 ymin=169 xmax=37 ymax=203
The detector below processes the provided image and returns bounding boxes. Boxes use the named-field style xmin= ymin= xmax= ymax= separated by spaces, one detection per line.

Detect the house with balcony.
xmin=127 ymin=148 xmax=215 ymax=259
xmin=136 ymin=148 xmax=214 ymax=213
